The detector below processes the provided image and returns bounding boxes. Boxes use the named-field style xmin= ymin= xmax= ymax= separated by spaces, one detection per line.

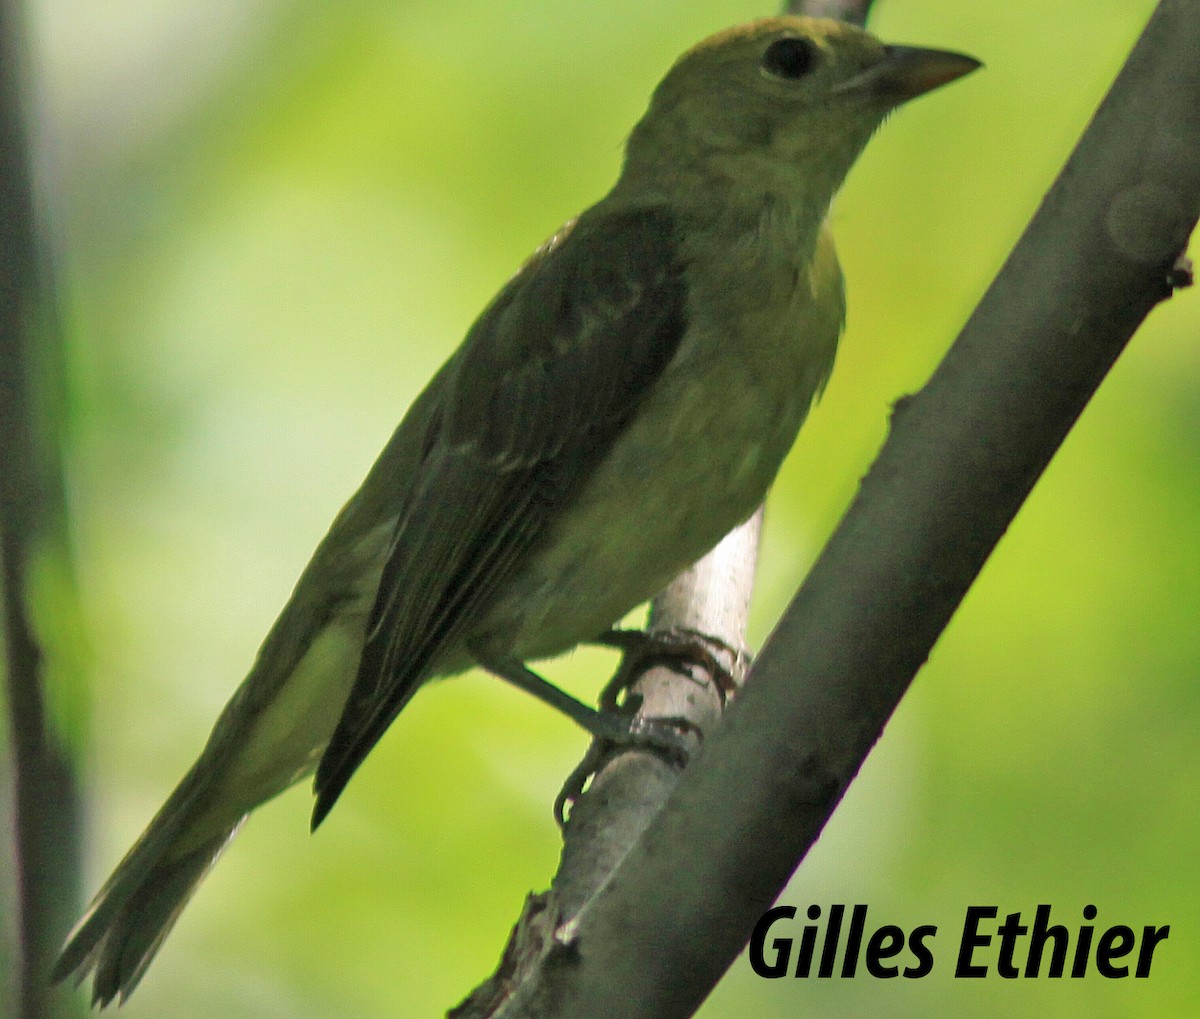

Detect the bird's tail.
xmin=51 ymin=775 xmax=245 ymax=1008
xmin=53 ymin=566 xmax=369 ymax=1003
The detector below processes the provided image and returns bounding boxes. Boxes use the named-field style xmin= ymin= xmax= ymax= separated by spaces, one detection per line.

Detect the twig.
xmin=784 ymin=0 xmax=874 ymax=25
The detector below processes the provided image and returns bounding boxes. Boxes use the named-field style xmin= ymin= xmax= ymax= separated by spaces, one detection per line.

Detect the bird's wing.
xmin=311 ymin=204 xmax=689 ymax=824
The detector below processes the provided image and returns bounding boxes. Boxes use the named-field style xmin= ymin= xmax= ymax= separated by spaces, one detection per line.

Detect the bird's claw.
xmin=594 ymin=626 xmax=746 ymax=709
xmin=1168 ymin=253 xmax=1193 ymax=291
xmin=555 ymin=628 xmax=747 ymax=824
xmin=555 ymin=713 xmax=699 ymax=827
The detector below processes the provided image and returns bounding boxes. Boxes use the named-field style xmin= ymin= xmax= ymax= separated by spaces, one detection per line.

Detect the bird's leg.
xmin=476 ymin=651 xmax=634 ymax=741
xmin=476 ymin=652 xmax=696 ymax=752
xmin=473 ymin=650 xmax=698 ymax=826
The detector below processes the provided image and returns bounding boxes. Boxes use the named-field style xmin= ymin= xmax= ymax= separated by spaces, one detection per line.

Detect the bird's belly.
xmin=479 ymin=360 xmax=807 ymax=661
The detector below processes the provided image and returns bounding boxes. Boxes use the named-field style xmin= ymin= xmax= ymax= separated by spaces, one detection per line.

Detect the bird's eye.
xmin=761 ymin=37 xmax=816 ymax=80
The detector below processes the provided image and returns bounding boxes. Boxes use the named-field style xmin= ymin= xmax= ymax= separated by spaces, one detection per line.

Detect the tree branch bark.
xmin=452 ymin=509 xmax=761 ymax=1018
xmin=0 ymin=2 xmax=83 ymax=1017
xmin=783 ymin=0 xmax=872 ymax=24
xmin=458 ymin=0 xmax=1197 ymax=1015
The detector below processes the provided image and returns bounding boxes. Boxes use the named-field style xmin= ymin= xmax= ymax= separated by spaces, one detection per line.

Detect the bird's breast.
xmin=480 ymin=239 xmax=844 ymax=662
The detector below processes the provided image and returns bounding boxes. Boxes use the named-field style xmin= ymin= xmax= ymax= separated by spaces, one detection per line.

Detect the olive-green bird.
xmin=55 ymin=16 xmax=978 ymax=1006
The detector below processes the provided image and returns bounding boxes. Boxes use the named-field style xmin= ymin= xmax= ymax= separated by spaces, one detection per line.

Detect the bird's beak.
xmin=835 ymin=45 xmax=982 ymax=104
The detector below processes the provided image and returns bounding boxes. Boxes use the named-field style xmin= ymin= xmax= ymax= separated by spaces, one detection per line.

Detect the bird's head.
xmin=619 ymin=17 xmax=979 ymax=217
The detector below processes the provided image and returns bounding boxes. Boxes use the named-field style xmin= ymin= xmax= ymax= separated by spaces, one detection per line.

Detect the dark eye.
xmin=762 ymin=37 xmax=816 ymax=80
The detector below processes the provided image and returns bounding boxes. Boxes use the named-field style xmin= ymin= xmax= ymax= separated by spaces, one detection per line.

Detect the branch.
xmin=481 ymin=0 xmax=1199 ymax=1016
xmin=452 ymin=511 xmax=761 ymax=1018
xmin=0 ymin=2 xmax=83 ymax=1017
xmin=783 ymin=0 xmax=873 ymax=24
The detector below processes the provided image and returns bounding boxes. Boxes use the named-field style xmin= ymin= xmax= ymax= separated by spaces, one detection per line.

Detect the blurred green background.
xmin=4 ymin=0 xmax=1196 ymax=1015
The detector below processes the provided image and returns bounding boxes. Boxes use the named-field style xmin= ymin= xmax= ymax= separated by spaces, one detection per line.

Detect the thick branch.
xmin=492 ymin=1 xmax=1199 ymax=1016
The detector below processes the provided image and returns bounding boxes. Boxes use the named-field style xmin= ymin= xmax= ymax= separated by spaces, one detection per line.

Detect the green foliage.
xmin=31 ymin=0 xmax=1192 ymax=1015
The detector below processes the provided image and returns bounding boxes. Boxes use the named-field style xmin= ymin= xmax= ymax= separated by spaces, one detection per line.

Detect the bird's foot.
xmin=593 ymin=626 xmax=747 ymax=709
xmin=554 ymin=627 xmax=748 ymax=825
xmin=554 ymin=711 xmax=698 ymax=827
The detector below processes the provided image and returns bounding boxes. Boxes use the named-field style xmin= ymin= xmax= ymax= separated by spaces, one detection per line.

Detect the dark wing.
xmin=311 ymin=204 xmax=688 ymax=826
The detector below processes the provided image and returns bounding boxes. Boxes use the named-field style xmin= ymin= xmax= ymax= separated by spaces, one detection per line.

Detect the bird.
xmin=53 ymin=15 xmax=979 ymax=1006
